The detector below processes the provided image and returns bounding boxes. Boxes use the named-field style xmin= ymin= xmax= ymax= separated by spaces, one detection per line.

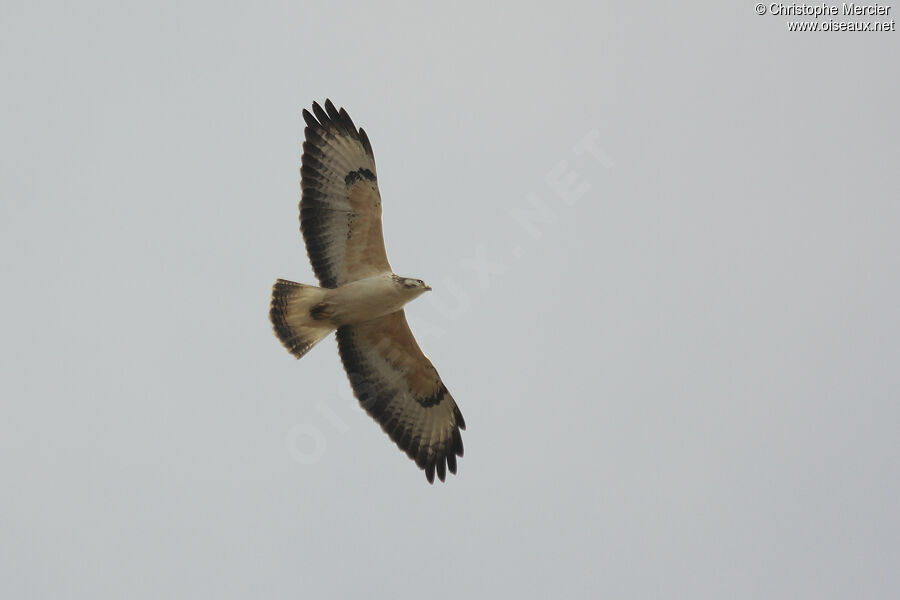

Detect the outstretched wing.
xmin=336 ymin=310 xmax=465 ymax=483
xmin=300 ymin=100 xmax=392 ymax=288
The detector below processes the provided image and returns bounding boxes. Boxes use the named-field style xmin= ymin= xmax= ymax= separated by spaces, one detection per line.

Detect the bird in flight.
xmin=270 ymin=100 xmax=465 ymax=483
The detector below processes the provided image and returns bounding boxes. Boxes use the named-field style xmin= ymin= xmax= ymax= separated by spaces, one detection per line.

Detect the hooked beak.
xmin=423 ymin=284 xmax=432 ymax=291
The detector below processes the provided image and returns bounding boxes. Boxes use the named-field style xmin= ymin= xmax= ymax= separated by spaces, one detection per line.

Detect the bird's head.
xmin=394 ymin=276 xmax=432 ymax=295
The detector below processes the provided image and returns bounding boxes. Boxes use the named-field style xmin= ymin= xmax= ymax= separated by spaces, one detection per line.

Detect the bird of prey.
xmin=270 ymin=100 xmax=465 ymax=483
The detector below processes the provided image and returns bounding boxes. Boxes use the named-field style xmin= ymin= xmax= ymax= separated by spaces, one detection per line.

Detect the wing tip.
xmin=311 ymin=100 xmax=328 ymax=124
xmin=422 ymin=449 xmax=458 ymax=484
xmin=452 ymin=428 xmax=464 ymax=457
xmin=454 ymin=406 xmax=466 ymax=430
xmin=301 ymin=108 xmax=319 ymax=129
xmin=324 ymin=98 xmax=340 ymax=120
xmin=304 ymin=99 xmax=367 ymax=143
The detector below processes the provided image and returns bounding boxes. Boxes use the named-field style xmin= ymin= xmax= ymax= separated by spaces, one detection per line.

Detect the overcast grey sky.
xmin=2 ymin=2 xmax=899 ymax=598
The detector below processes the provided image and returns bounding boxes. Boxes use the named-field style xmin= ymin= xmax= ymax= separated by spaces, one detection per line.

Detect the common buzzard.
xmin=270 ymin=100 xmax=465 ymax=483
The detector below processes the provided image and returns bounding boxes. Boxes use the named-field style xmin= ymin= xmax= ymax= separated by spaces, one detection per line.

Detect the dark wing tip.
xmin=359 ymin=127 xmax=373 ymax=157
xmin=454 ymin=406 xmax=466 ymax=430
xmin=452 ymin=428 xmax=464 ymax=457
xmin=436 ymin=458 xmax=446 ymax=482
xmin=302 ymin=108 xmax=319 ymax=129
xmin=324 ymin=98 xmax=341 ymax=121
xmin=311 ymin=101 xmax=329 ymax=125
xmin=307 ymin=100 xmax=364 ymax=142
xmin=425 ymin=464 xmax=436 ymax=484
xmin=338 ymin=107 xmax=360 ymax=140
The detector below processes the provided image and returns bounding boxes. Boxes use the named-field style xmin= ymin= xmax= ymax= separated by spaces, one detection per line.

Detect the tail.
xmin=270 ymin=279 xmax=335 ymax=359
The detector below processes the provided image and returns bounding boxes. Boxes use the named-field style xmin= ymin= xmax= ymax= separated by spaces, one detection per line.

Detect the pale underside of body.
xmin=320 ymin=273 xmax=429 ymax=326
xmin=270 ymin=272 xmax=430 ymax=356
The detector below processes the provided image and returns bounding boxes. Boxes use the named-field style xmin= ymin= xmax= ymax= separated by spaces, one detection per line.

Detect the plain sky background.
xmin=2 ymin=2 xmax=898 ymax=598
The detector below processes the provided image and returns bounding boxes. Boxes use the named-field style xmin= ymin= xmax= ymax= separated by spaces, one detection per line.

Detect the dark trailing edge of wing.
xmin=335 ymin=323 xmax=465 ymax=484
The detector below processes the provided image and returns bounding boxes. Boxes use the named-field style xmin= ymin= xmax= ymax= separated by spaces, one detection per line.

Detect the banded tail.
xmin=269 ymin=279 xmax=335 ymax=359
